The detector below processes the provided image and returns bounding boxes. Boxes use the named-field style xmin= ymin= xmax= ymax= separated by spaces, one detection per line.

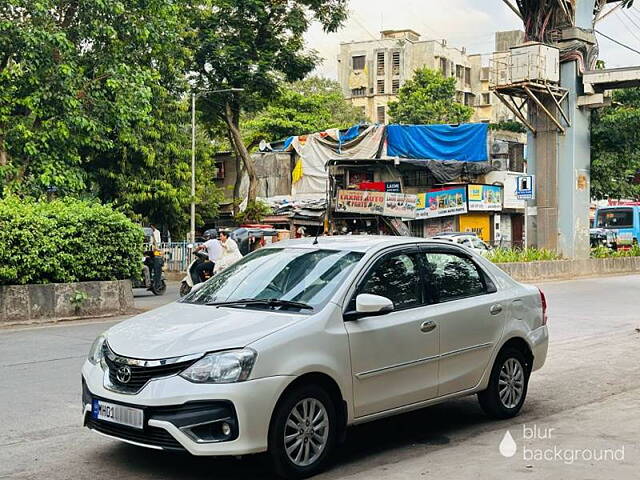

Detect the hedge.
xmin=0 ymin=196 xmax=143 ymax=285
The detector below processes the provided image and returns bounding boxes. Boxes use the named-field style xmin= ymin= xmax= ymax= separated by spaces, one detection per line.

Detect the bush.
xmin=0 ymin=196 xmax=143 ymax=285
xmin=487 ymin=247 xmax=562 ymax=263
xmin=591 ymin=245 xmax=640 ymax=258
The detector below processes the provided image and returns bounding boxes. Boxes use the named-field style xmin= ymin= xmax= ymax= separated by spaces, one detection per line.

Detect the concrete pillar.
xmin=557 ymin=60 xmax=591 ymax=258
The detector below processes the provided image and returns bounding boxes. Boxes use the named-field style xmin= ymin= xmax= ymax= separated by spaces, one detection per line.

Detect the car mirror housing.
xmin=344 ymin=294 xmax=394 ymax=321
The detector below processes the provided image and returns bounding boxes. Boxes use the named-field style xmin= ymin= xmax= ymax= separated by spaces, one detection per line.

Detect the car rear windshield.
xmin=596 ymin=209 xmax=634 ymax=228
xmin=182 ymin=248 xmax=364 ymax=311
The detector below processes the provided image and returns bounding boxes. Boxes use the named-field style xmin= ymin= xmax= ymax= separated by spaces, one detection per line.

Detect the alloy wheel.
xmin=283 ymin=397 xmax=329 ymax=467
xmin=498 ymin=358 xmax=525 ymax=409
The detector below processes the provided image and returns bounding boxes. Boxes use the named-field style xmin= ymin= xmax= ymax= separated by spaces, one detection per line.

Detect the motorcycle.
xmin=132 ymin=250 xmax=167 ymax=296
xmin=180 ymin=249 xmax=210 ymax=297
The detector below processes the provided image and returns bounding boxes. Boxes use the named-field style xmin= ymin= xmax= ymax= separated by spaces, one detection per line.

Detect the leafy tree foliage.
xmin=388 ymin=68 xmax=474 ymax=125
xmin=591 ymin=88 xmax=640 ymax=200
xmin=244 ymin=77 xmax=366 ymax=145
xmin=1 ymin=0 xmax=222 ymax=237
xmin=190 ymin=0 xmax=348 ymax=203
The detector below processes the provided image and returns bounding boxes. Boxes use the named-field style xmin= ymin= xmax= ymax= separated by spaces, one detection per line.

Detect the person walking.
xmin=215 ymin=230 xmax=243 ymax=274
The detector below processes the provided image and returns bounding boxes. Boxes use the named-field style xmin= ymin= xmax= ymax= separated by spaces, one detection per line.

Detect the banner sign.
xmin=468 ymin=184 xmax=503 ymax=211
xmin=384 ymin=192 xmax=417 ymax=218
xmin=335 ymin=190 xmax=416 ymax=218
xmin=336 ymin=190 xmax=385 ymax=215
xmin=385 ymin=181 xmax=402 ymax=193
xmin=516 ymin=175 xmax=535 ymax=200
xmin=415 ymin=186 xmax=468 ymax=219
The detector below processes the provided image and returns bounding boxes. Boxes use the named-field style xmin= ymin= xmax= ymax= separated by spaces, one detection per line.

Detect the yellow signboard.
xmin=459 ymin=213 xmax=491 ymax=242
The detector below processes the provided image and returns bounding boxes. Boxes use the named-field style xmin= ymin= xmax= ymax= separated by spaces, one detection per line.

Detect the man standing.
xmin=214 ymin=230 xmax=243 ymax=273
xmin=194 ymin=230 xmax=221 ymax=282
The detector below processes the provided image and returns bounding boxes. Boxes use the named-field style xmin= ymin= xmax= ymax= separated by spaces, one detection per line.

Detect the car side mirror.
xmin=344 ymin=294 xmax=394 ymax=321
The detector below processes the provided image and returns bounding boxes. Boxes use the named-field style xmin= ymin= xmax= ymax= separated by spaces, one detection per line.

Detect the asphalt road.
xmin=1 ymin=275 xmax=639 ymax=479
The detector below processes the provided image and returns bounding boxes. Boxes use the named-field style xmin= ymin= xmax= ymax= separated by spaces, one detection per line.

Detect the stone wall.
xmin=0 ymin=280 xmax=134 ymax=325
xmin=495 ymin=257 xmax=640 ymax=282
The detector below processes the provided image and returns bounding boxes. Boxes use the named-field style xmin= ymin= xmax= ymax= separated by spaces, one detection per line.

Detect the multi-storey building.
xmin=337 ymin=29 xmax=525 ymax=125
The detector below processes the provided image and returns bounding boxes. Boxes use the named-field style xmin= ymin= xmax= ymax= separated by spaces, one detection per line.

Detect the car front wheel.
xmin=478 ymin=347 xmax=530 ymax=419
xmin=268 ymin=385 xmax=337 ymax=479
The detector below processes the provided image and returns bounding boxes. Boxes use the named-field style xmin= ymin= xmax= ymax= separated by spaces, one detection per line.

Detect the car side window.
xmin=422 ymin=251 xmax=486 ymax=303
xmin=356 ymin=252 xmax=422 ymax=310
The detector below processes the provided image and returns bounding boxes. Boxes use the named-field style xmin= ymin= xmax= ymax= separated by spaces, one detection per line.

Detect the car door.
xmin=419 ymin=245 xmax=507 ymax=396
xmin=344 ymin=248 xmax=440 ymax=418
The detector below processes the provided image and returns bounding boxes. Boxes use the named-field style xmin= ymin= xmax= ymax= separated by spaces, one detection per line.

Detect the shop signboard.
xmin=335 ymin=190 xmax=416 ymax=218
xmin=335 ymin=190 xmax=385 ymax=215
xmin=468 ymin=184 xmax=503 ymax=211
xmin=415 ymin=186 xmax=468 ymax=219
xmin=384 ymin=192 xmax=417 ymax=218
xmin=385 ymin=181 xmax=402 ymax=193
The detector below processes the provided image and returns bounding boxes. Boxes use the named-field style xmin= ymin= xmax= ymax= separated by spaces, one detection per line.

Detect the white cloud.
xmin=304 ymin=0 xmax=640 ymax=79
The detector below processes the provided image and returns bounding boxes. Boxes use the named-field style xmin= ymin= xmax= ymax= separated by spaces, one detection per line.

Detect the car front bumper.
xmin=81 ymin=360 xmax=293 ymax=456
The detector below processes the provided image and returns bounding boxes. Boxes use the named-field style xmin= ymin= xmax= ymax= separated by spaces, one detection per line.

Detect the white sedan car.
xmin=431 ymin=233 xmax=492 ymax=256
xmin=82 ymin=236 xmax=548 ymax=479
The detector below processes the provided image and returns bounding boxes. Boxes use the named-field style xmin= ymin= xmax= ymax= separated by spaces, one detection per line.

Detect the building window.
xmin=482 ymin=92 xmax=491 ymax=105
xmin=351 ymin=87 xmax=366 ymax=97
xmin=465 ymin=67 xmax=471 ymax=86
xmin=403 ymin=169 xmax=432 ymax=187
xmin=392 ymin=79 xmax=400 ymax=94
xmin=352 ymin=55 xmax=365 ymax=71
xmin=480 ymin=67 xmax=490 ymax=81
xmin=392 ymin=51 xmax=401 ymax=76
xmin=456 ymin=64 xmax=464 ymax=79
xmin=377 ymin=105 xmax=386 ymax=124
xmin=377 ymin=79 xmax=385 ymax=94
xmin=377 ymin=51 xmax=385 ymax=76
xmin=439 ymin=57 xmax=447 ymax=76
xmin=464 ymin=92 xmax=475 ymax=106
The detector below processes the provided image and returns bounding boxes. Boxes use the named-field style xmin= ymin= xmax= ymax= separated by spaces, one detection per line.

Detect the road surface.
xmin=1 ymin=274 xmax=639 ymax=479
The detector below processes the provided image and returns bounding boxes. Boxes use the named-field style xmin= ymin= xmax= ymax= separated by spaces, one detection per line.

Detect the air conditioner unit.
xmin=491 ymin=141 xmax=509 ymax=155
xmin=492 ymin=158 xmax=509 ymax=171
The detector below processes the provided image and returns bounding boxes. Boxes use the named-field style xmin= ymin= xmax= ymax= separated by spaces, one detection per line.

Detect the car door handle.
xmin=420 ymin=321 xmax=437 ymax=333
xmin=490 ymin=304 xmax=503 ymax=315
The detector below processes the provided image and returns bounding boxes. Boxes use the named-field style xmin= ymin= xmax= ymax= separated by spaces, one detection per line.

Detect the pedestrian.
xmin=215 ymin=230 xmax=243 ymax=273
xmin=150 ymin=224 xmax=162 ymax=250
xmin=193 ymin=230 xmax=222 ymax=282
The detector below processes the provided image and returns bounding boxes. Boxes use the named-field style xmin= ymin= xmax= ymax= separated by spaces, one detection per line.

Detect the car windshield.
xmin=596 ymin=209 xmax=633 ymax=229
xmin=182 ymin=248 xmax=364 ymax=312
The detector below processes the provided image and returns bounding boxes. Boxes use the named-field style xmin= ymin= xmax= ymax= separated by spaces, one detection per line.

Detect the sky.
xmin=304 ymin=0 xmax=640 ymax=79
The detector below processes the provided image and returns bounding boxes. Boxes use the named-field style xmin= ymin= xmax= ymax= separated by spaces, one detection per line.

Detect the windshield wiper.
xmin=206 ymin=298 xmax=314 ymax=310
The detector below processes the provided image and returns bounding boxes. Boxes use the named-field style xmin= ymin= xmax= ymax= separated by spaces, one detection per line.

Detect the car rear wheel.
xmin=478 ymin=347 xmax=530 ymax=419
xmin=268 ymin=385 xmax=336 ymax=479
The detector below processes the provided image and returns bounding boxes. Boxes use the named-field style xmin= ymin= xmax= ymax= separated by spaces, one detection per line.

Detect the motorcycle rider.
xmin=193 ymin=229 xmax=222 ymax=282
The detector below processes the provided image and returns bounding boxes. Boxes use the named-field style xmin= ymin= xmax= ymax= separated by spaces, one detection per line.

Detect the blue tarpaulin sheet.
xmin=386 ymin=123 xmax=488 ymax=162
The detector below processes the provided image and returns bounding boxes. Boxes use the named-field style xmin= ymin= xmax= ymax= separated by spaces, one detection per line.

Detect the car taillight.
xmin=538 ymin=288 xmax=548 ymax=326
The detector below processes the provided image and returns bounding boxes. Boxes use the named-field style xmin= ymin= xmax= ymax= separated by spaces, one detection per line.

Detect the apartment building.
xmin=337 ymin=29 xmax=525 ymax=125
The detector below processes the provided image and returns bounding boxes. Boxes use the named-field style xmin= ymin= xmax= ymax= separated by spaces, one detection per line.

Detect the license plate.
xmin=92 ymin=399 xmax=144 ymax=429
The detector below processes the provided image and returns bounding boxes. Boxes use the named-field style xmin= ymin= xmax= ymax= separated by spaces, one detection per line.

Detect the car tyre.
xmin=179 ymin=281 xmax=191 ymax=297
xmin=268 ymin=384 xmax=337 ymax=479
xmin=478 ymin=347 xmax=530 ymax=419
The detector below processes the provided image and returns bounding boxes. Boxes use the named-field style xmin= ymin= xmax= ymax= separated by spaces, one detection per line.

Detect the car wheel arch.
xmin=269 ymin=372 xmax=348 ymax=442
xmin=498 ymin=337 xmax=534 ymax=371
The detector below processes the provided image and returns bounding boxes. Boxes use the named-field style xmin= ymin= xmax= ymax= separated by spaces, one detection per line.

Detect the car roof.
xmin=267 ymin=235 xmax=458 ymax=253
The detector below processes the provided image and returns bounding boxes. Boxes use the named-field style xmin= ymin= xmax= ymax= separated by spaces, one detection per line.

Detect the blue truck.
xmin=593 ymin=205 xmax=640 ymax=248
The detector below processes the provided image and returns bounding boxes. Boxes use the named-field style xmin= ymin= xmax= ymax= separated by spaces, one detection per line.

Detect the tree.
xmin=387 ymin=68 xmax=474 ymax=125
xmin=591 ymin=88 xmax=640 ymax=200
xmin=244 ymin=76 xmax=366 ymax=145
xmin=190 ymin=0 xmax=348 ymax=204
xmin=0 ymin=1 xmax=223 ymax=237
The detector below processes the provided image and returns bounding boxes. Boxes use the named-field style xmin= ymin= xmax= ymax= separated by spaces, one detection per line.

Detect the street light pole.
xmin=190 ymin=93 xmax=196 ymax=245
xmin=188 ymin=87 xmax=244 ymax=245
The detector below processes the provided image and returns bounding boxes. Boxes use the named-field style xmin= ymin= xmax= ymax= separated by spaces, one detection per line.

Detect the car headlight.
xmin=88 ymin=334 xmax=106 ymax=365
xmin=180 ymin=349 xmax=257 ymax=384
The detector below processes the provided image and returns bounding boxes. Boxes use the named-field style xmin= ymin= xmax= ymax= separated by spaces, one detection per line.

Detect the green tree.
xmin=591 ymin=88 xmax=640 ymax=200
xmin=244 ymin=76 xmax=365 ymax=145
xmin=190 ymin=0 xmax=348 ymax=203
xmin=388 ymin=68 xmax=474 ymax=125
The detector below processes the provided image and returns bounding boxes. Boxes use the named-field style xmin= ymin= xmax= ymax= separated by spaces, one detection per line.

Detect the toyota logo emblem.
xmin=116 ymin=365 xmax=132 ymax=384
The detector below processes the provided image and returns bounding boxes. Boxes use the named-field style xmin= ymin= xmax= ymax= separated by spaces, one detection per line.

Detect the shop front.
xmin=459 ymin=184 xmax=504 ymax=244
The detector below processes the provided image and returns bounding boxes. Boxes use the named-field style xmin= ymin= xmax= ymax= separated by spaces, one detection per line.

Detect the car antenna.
xmin=312 ymin=229 xmax=320 ymax=245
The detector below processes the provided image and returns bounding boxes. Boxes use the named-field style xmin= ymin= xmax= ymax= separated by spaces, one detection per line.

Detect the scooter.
xmin=180 ymin=249 xmax=210 ymax=297
xmin=132 ymin=250 xmax=167 ymax=295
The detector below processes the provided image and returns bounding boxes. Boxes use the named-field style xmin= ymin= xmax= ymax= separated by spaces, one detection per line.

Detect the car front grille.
xmin=102 ymin=342 xmax=199 ymax=394
xmin=86 ymin=416 xmax=185 ymax=451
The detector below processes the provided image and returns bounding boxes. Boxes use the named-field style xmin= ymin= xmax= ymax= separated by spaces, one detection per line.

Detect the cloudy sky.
xmin=305 ymin=0 xmax=640 ymax=78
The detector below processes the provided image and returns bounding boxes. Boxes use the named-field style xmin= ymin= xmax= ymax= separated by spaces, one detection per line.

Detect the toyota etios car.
xmin=82 ymin=236 xmax=548 ymax=479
